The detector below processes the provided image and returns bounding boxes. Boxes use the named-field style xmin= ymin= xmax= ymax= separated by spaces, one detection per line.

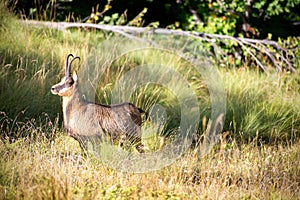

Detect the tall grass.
xmin=0 ymin=123 xmax=299 ymax=199
xmin=223 ymin=69 xmax=300 ymax=141
xmin=1 ymin=4 xmax=300 ymax=199
xmin=1 ymin=2 xmax=299 ymax=141
xmin=0 ymin=3 xmax=103 ymax=119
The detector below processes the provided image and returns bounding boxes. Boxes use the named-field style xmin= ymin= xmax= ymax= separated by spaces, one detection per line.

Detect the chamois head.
xmin=51 ymin=54 xmax=80 ymax=97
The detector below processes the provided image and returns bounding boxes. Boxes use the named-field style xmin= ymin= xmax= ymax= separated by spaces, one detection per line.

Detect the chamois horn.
xmin=65 ymin=54 xmax=74 ymax=77
xmin=65 ymin=54 xmax=80 ymax=77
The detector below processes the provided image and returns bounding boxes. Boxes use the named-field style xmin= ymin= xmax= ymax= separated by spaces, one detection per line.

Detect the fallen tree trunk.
xmin=22 ymin=20 xmax=297 ymax=73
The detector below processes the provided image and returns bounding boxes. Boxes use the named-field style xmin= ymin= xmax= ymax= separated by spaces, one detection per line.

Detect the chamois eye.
xmin=66 ymin=78 xmax=74 ymax=86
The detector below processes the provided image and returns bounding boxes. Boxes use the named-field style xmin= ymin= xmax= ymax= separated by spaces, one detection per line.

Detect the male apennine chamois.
xmin=51 ymin=54 xmax=145 ymax=153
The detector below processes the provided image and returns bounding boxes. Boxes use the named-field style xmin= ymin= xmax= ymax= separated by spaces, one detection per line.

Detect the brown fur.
xmin=51 ymin=56 xmax=144 ymax=153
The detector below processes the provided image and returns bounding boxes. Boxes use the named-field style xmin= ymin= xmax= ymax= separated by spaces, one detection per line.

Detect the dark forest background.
xmin=7 ymin=0 xmax=300 ymax=39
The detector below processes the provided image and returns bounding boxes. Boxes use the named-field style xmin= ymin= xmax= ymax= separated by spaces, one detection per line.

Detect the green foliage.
xmin=85 ymin=0 xmax=126 ymax=25
xmin=253 ymin=0 xmax=299 ymax=17
xmin=128 ymin=7 xmax=148 ymax=27
xmin=187 ymin=1 xmax=240 ymax=36
xmin=8 ymin=0 xmax=300 ymax=39
xmin=182 ymin=0 xmax=300 ymax=38
xmin=87 ymin=5 xmax=148 ymax=27
xmin=177 ymin=0 xmax=300 ymax=70
xmin=277 ymin=36 xmax=300 ymax=67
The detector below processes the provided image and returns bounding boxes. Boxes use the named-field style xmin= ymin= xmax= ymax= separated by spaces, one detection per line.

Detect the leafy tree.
xmin=178 ymin=0 xmax=300 ymax=38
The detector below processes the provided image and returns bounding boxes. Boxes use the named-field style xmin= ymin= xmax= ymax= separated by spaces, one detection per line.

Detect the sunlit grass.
xmin=1 ymin=4 xmax=299 ymax=141
xmin=0 ymin=122 xmax=299 ymax=199
xmin=0 ymin=4 xmax=103 ymax=118
xmin=223 ymin=69 xmax=300 ymax=140
xmin=1 ymin=3 xmax=300 ymax=199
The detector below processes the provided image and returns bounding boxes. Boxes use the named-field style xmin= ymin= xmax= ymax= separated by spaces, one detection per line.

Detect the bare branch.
xmin=22 ymin=20 xmax=296 ymax=73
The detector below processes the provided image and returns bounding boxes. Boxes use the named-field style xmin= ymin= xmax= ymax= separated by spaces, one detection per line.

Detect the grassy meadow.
xmin=1 ymin=4 xmax=300 ymax=199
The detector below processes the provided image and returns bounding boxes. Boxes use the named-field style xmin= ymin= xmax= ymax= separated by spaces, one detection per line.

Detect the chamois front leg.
xmin=131 ymin=127 xmax=145 ymax=153
xmin=65 ymin=128 xmax=88 ymax=155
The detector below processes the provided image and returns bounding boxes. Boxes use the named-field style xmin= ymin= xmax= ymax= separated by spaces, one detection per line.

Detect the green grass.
xmin=1 ymin=3 xmax=300 ymax=199
xmin=0 ymin=2 xmax=105 ymax=119
xmin=223 ymin=69 xmax=300 ymax=141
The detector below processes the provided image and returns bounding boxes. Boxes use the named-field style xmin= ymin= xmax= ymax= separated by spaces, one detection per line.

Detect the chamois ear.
xmin=72 ymin=71 xmax=78 ymax=81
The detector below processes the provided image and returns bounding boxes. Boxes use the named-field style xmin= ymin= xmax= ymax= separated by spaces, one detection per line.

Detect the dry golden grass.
xmin=1 ymin=131 xmax=299 ymax=199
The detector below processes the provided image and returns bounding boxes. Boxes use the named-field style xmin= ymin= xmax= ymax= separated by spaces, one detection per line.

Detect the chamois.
xmin=51 ymin=54 xmax=145 ymax=153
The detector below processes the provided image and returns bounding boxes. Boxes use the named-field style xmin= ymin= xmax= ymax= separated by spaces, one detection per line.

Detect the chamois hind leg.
xmin=133 ymin=127 xmax=145 ymax=153
xmin=119 ymin=133 xmax=127 ymax=148
xmin=135 ymin=140 xmax=145 ymax=153
xmin=119 ymin=133 xmax=144 ymax=153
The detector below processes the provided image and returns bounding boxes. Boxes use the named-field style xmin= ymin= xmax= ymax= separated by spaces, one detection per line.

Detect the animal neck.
xmin=62 ymin=86 xmax=84 ymax=126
